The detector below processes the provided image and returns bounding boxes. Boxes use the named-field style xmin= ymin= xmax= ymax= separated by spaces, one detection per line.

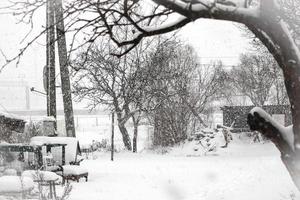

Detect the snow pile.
xmin=62 ymin=165 xmax=88 ymax=176
xmin=0 ymin=176 xmax=34 ymax=193
xmin=168 ymin=131 xmax=226 ymax=157
xmin=3 ymin=168 xmax=17 ymax=176
xmin=76 ymin=130 xmax=107 ymax=148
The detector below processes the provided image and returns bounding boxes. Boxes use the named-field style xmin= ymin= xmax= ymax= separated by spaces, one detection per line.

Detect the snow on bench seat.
xmin=62 ymin=165 xmax=88 ymax=176
xmin=22 ymin=170 xmax=62 ymax=183
xmin=0 ymin=176 xmax=34 ymax=193
xmin=61 ymin=165 xmax=88 ymax=183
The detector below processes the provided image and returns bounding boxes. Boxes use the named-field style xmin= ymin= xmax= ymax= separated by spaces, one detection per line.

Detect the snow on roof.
xmin=42 ymin=116 xmax=56 ymax=122
xmin=0 ymin=110 xmax=24 ymax=121
xmin=30 ymin=136 xmax=80 ymax=164
xmin=250 ymin=107 xmax=294 ymax=150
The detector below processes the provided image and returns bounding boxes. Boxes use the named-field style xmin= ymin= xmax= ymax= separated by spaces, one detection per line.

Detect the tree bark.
xmin=118 ymin=122 xmax=132 ymax=151
xmin=133 ymin=125 xmax=138 ymax=153
xmin=46 ymin=0 xmax=57 ymax=126
xmin=248 ymin=110 xmax=300 ymax=189
xmin=54 ymin=0 xmax=76 ymax=137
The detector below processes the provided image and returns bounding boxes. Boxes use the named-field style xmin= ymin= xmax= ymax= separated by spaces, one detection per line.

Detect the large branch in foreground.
xmin=248 ymin=107 xmax=294 ymax=152
xmin=247 ymin=107 xmax=300 ymax=189
xmin=108 ymin=0 xmax=259 ymax=55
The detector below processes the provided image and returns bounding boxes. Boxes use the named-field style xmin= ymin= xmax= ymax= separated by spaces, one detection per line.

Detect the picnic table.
xmin=34 ymin=178 xmax=59 ymax=199
xmin=22 ymin=170 xmax=62 ymax=199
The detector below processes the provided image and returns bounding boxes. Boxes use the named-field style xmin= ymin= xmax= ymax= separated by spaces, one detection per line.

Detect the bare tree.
xmin=238 ymin=25 xmax=289 ymax=106
xmin=72 ymin=41 xmax=135 ymax=151
xmin=230 ymin=52 xmax=277 ymax=106
xmin=269 ymin=61 xmax=289 ymax=105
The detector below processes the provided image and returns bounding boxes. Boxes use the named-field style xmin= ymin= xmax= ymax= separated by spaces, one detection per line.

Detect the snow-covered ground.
xmin=65 ymin=138 xmax=299 ymax=200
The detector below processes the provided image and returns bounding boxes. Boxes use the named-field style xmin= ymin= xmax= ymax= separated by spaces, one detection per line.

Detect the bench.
xmin=62 ymin=172 xmax=88 ymax=183
xmin=61 ymin=165 xmax=88 ymax=184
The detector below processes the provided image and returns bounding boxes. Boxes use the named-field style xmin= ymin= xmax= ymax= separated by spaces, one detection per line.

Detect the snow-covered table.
xmin=22 ymin=170 xmax=62 ymax=199
xmin=61 ymin=165 xmax=88 ymax=183
xmin=22 ymin=170 xmax=62 ymax=183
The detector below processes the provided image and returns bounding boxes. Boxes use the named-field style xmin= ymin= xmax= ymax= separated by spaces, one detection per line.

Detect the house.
xmin=0 ymin=111 xmax=26 ymax=143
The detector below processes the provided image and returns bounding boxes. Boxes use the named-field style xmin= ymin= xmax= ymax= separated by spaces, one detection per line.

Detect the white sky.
xmin=0 ymin=2 xmax=251 ymax=110
xmin=180 ymin=19 xmax=250 ymax=66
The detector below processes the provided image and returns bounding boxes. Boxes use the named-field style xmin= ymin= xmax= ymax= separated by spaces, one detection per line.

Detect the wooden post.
xmin=111 ymin=112 xmax=114 ymax=161
xmin=54 ymin=0 xmax=76 ymax=137
xmin=62 ymin=145 xmax=65 ymax=165
xmin=45 ymin=0 xmax=50 ymax=117
xmin=35 ymin=147 xmax=43 ymax=169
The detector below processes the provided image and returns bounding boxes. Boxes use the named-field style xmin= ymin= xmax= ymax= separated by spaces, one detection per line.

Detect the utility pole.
xmin=46 ymin=0 xmax=57 ymax=124
xmin=54 ymin=0 xmax=76 ymax=137
xmin=45 ymin=0 xmax=49 ymax=116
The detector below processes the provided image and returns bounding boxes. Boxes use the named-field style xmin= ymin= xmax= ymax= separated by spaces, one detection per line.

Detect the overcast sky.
xmin=180 ymin=19 xmax=250 ymax=66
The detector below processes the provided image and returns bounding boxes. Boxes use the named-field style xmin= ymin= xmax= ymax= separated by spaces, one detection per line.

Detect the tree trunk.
xmin=132 ymin=116 xmax=139 ymax=153
xmin=118 ymin=122 xmax=132 ymax=151
xmin=46 ymin=0 xmax=57 ymax=128
xmin=133 ymin=126 xmax=138 ymax=153
xmin=240 ymin=1 xmax=300 ymax=190
xmin=248 ymin=109 xmax=300 ymax=189
xmin=54 ymin=0 xmax=76 ymax=137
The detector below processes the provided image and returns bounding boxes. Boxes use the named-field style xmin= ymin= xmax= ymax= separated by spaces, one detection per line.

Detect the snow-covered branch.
xmin=249 ymin=107 xmax=294 ymax=150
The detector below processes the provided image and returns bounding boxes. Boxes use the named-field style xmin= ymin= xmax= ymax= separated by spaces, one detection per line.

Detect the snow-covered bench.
xmin=61 ymin=165 xmax=88 ymax=183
